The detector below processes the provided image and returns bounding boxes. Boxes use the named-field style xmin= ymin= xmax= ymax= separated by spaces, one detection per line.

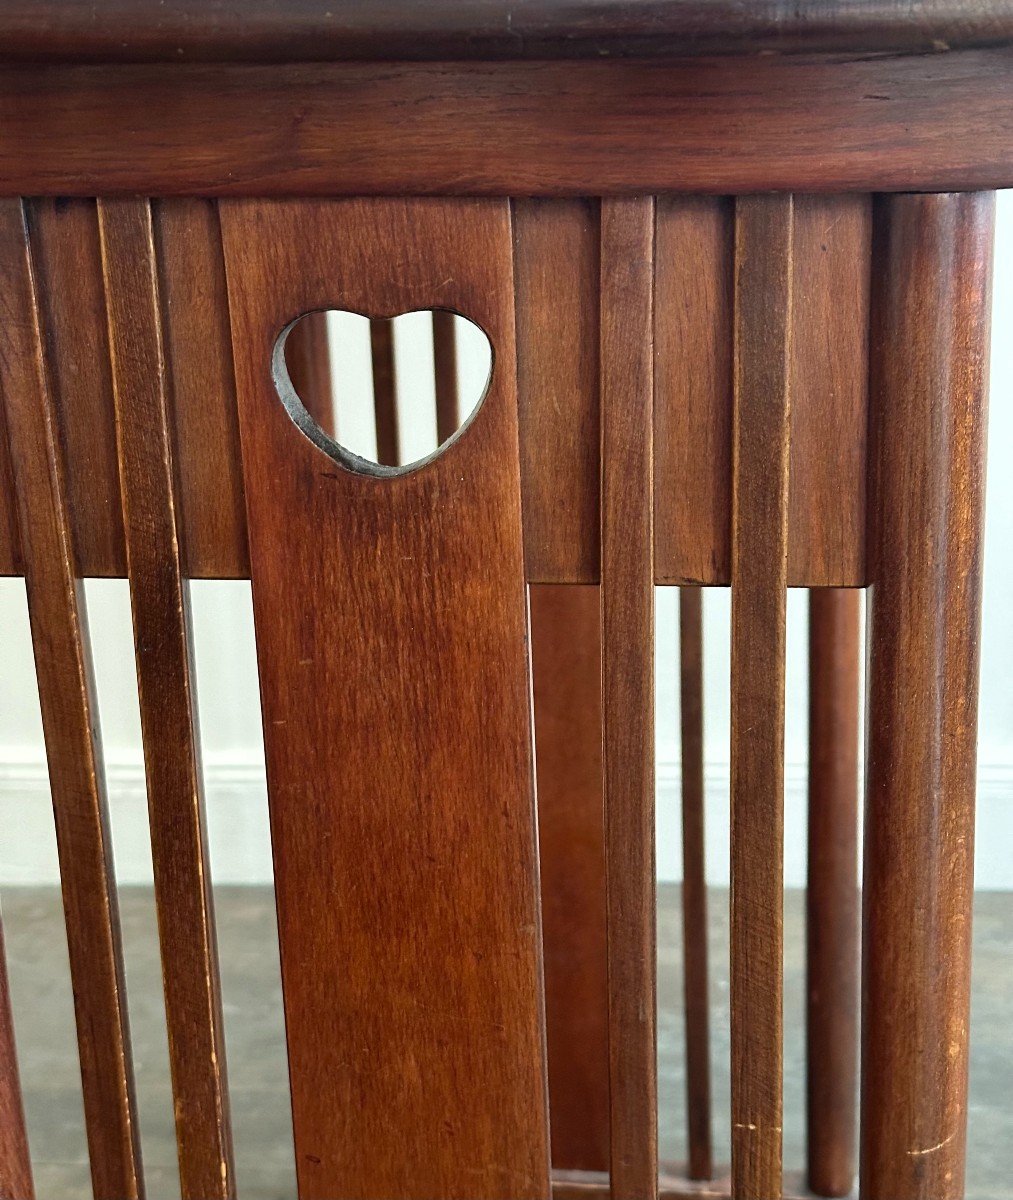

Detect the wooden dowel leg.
xmin=678 ymin=586 xmax=712 ymax=1181
xmin=806 ymin=587 xmax=860 ymax=1198
xmin=861 ymin=191 xmax=994 ymax=1200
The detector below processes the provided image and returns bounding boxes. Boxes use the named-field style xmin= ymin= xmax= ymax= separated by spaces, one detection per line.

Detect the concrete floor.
xmin=2 ymin=885 xmax=1010 ymax=1199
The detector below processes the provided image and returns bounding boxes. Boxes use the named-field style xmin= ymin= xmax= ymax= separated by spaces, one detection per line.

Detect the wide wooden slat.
xmin=678 ymin=587 xmax=712 ymax=1182
xmin=2 ymin=53 xmax=1012 ymax=196
xmin=97 ymin=198 xmax=235 ymax=1200
xmin=654 ymin=197 xmax=733 ymax=586
xmin=0 ymin=197 xmax=145 ymax=1200
xmin=154 ymin=198 xmax=249 ymax=579
xmin=514 ymin=199 xmax=599 ymax=584
xmin=220 ymin=196 xmax=550 ymax=1200
xmin=530 ymin=584 xmax=610 ymax=1174
xmin=806 ymin=589 xmax=860 ymax=1199
xmin=432 ymin=308 xmax=459 ymax=444
xmin=729 ymin=193 xmax=793 ymax=1200
xmin=600 ymin=196 xmax=657 ymax=1200
xmin=861 ymin=191 xmax=993 ymax=1200
xmin=788 ymin=196 xmax=871 ymax=586
xmin=0 ymin=911 xmax=33 ymax=1200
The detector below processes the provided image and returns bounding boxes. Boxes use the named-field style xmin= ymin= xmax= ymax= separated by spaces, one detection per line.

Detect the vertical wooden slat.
xmin=27 ymin=198 xmax=127 ymax=578
xmin=432 ymin=308 xmax=459 ymax=444
xmin=729 ymin=193 xmax=793 ymax=1200
xmin=654 ymin=197 xmax=733 ymax=586
xmin=285 ymin=309 xmax=334 ymax=438
xmin=861 ymin=191 xmax=993 ymax=1200
xmin=806 ymin=588 xmax=860 ymax=1199
xmin=221 ymin=196 xmax=550 ymax=1200
xmin=530 ymin=584 xmax=610 ymax=1173
xmin=154 ymin=198 xmax=250 ymax=579
xmin=0 ymin=197 xmax=145 ymax=1200
xmin=600 ymin=196 xmax=656 ymax=1200
xmin=514 ymin=199 xmax=599 ymax=585
xmin=678 ymin=586 xmax=712 ymax=1182
xmin=97 ymin=198 xmax=235 ymax=1200
xmin=369 ymin=318 xmax=399 ymax=467
xmin=0 ymin=911 xmax=33 ymax=1200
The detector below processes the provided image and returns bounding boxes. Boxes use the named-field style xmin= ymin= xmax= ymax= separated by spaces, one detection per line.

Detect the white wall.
xmin=2 ymin=196 xmax=1011 ymax=887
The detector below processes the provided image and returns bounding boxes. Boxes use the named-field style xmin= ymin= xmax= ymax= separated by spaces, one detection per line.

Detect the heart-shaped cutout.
xmin=274 ymin=309 xmax=493 ymax=477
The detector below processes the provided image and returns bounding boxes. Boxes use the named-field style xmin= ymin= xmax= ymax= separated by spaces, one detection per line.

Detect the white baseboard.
xmin=1 ymin=754 xmax=1011 ymax=889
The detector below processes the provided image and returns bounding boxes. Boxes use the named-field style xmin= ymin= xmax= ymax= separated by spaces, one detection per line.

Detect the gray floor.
xmin=2 ymin=885 xmax=1011 ymax=1199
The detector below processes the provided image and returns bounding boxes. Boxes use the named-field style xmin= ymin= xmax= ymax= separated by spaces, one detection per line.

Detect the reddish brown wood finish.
xmin=153 ymin=198 xmax=249 ymax=579
xmin=0 ymin=197 xmax=145 ymax=1200
xmin=678 ymin=587 xmax=712 ymax=1182
xmin=98 ymin=197 xmax=235 ymax=1200
xmin=4 ymin=0 xmax=1011 ymax=63
xmin=729 ymin=194 xmax=793 ymax=1200
xmin=220 ymin=196 xmax=550 ymax=1200
xmin=514 ymin=199 xmax=599 ymax=585
xmin=806 ymin=589 xmax=861 ymax=1199
xmin=2 ymin=52 xmax=1012 ymax=198
xmin=600 ymin=196 xmax=657 ymax=1200
xmin=654 ymin=197 xmax=733 ymax=586
xmin=0 ymin=915 xmax=33 ymax=1200
xmin=368 ymin=318 xmax=400 ymax=467
xmin=861 ymin=191 xmax=994 ymax=1200
xmin=530 ymin=584 xmax=610 ymax=1175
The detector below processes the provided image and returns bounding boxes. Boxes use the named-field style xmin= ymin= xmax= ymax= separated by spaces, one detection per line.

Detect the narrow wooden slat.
xmin=220 ymin=196 xmax=550 ymax=1200
xmin=729 ymin=193 xmax=793 ymax=1200
xmin=0 ymin=197 xmax=145 ymax=1200
xmin=514 ymin=199 xmax=599 ymax=584
xmin=788 ymin=196 xmax=871 ymax=587
xmin=27 ymin=198 xmax=126 ymax=577
xmin=806 ymin=588 xmax=860 ymax=1199
xmin=0 ymin=911 xmax=33 ymax=1200
xmin=154 ymin=198 xmax=249 ymax=579
xmin=97 ymin=198 xmax=235 ymax=1200
xmin=678 ymin=587 xmax=712 ymax=1182
xmin=654 ymin=197 xmax=733 ymax=586
xmin=530 ymin=583 xmax=610 ymax=1173
xmin=0 ymin=396 xmax=20 ymax=572
xmin=285 ymin=309 xmax=334 ymax=437
xmin=861 ymin=191 xmax=993 ymax=1200
xmin=432 ymin=308 xmax=459 ymax=444
xmin=599 ymin=196 xmax=656 ymax=1200
xmin=369 ymin=317 xmax=399 ymax=467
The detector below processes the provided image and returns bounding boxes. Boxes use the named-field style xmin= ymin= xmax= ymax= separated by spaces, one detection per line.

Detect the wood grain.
xmin=600 ymin=196 xmax=657 ymax=1200
xmin=788 ymin=196 xmax=871 ymax=587
xmin=0 ymin=197 xmax=145 ymax=1200
xmin=0 ymin=401 xmax=19 ymax=576
xmin=3 ymin=0 xmax=1012 ymax=63
xmin=861 ymin=191 xmax=993 ymax=1200
xmin=98 ymin=197 xmax=235 ymax=1200
xmin=0 ymin=908 xmax=33 ymax=1200
xmin=806 ymin=589 xmax=860 ymax=1199
xmin=27 ymin=198 xmax=125 ymax=577
xmin=154 ymin=198 xmax=249 ymax=579
xmin=530 ymin=584 xmax=609 ymax=1174
xmin=513 ymin=199 xmax=599 ymax=584
xmin=679 ymin=587 xmax=712 ymax=1181
xmin=729 ymin=194 xmax=793 ymax=1200
xmin=220 ymin=197 xmax=550 ymax=1200
xmin=654 ymin=197 xmax=733 ymax=586
xmin=432 ymin=308 xmax=459 ymax=445
xmin=2 ymin=52 xmax=1011 ymax=198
